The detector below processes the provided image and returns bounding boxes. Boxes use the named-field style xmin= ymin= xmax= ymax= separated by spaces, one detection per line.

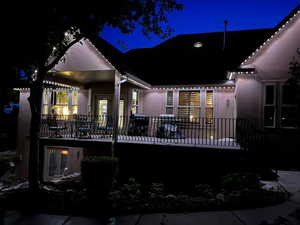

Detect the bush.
xmin=221 ymin=172 xmax=261 ymax=191
xmin=0 ymin=155 xmax=17 ymax=178
xmin=81 ymin=156 xmax=118 ymax=200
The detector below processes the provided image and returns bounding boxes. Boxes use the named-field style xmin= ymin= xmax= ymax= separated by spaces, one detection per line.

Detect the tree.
xmin=289 ymin=48 xmax=300 ymax=130
xmin=2 ymin=1 xmax=183 ymax=191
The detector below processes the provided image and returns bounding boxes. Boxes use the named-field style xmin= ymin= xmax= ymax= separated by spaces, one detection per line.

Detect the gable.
xmin=52 ymin=39 xmax=114 ymax=72
xmin=242 ymin=10 xmax=300 ymax=81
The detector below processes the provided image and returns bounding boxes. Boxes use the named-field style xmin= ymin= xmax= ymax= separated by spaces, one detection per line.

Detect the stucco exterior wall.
xmin=16 ymin=91 xmax=31 ymax=177
xmin=247 ymin=15 xmax=300 ymax=81
xmin=142 ymin=90 xmax=165 ymax=116
xmin=235 ymin=77 xmax=262 ymax=126
xmin=214 ymin=89 xmax=236 ymax=118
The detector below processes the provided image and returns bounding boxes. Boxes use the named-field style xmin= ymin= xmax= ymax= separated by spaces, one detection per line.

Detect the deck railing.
xmin=40 ymin=114 xmax=263 ymax=150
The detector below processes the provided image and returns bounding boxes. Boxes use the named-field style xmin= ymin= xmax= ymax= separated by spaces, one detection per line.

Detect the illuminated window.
xmin=165 ymin=91 xmax=174 ymax=114
xmin=205 ymin=90 xmax=214 ymax=124
xmin=42 ymin=90 xmax=49 ymax=114
xmin=131 ymin=90 xmax=139 ymax=114
xmin=72 ymin=91 xmax=78 ymax=115
xmin=119 ymin=99 xmax=125 ymax=128
xmin=178 ymin=91 xmax=200 ymax=120
xmin=48 ymin=148 xmax=69 ymax=177
xmin=51 ymin=91 xmax=70 ymax=116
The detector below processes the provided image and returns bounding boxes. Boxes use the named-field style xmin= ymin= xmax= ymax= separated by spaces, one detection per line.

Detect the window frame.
xmin=165 ymin=90 xmax=174 ymax=115
xmin=71 ymin=90 xmax=79 ymax=115
xmin=263 ymin=84 xmax=276 ymax=128
xmin=42 ymin=89 xmax=50 ymax=115
xmin=279 ymin=84 xmax=298 ymax=129
xmin=205 ymin=90 xmax=214 ymax=124
xmin=131 ymin=89 xmax=139 ymax=115
xmin=177 ymin=90 xmax=201 ymax=120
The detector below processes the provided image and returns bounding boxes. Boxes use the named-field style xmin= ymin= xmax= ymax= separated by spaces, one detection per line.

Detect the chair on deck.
xmin=47 ymin=116 xmax=66 ymax=138
xmin=75 ymin=116 xmax=92 ymax=138
xmin=128 ymin=114 xmax=149 ymax=136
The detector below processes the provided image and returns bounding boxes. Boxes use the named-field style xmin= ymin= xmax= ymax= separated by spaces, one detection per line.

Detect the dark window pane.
xmin=166 ymin=107 xmax=173 ymax=114
xmin=166 ymin=91 xmax=173 ymax=106
xmin=264 ymin=106 xmax=275 ymax=127
xmin=265 ymin=86 xmax=274 ymax=105
xmin=282 ymin=85 xmax=297 ymax=105
xmin=281 ymin=106 xmax=297 ymax=128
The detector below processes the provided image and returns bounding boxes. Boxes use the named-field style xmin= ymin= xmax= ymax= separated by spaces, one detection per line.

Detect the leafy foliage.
xmin=4 ymin=1 xmax=183 ymax=82
xmin=107 ymin=173 xmax=286 ymax=214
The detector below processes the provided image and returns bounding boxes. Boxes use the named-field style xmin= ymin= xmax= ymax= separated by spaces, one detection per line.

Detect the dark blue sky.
xmin=101 ymin=0 xmax=299 ymax=52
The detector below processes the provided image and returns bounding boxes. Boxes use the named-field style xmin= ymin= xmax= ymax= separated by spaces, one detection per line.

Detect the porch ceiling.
xmin=46 ymin=70 xmax=115 ymax=86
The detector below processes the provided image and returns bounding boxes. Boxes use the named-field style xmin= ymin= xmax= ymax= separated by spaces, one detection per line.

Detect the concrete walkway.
xmin=2 ymin=171 xmax=300 ymax=225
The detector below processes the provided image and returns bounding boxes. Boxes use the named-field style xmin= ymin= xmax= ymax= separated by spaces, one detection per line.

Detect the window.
xmin=165 ymin=91 xmax=174 ymax=114
xmin=98 ymin=99 xmax=108 ymax=117
xmin=119 ymin=99 xmax=125 ymax=128
xmin=48 ymin=148 xmax=69 ymax=177
xmin=264 ymin=85 xmax=276 ymax=127
xmin=205 ymin=90 xmax=214 ymax=124
xmin=72 ymin=91 xmax=78 ymax=115
xmin=178 ymin=91 xmax=200 ymax=120
xmin=280 ymin=85 xmax=297 ymax=128
xmin=51 ymin=91 xmax=70 ymax=115
xmin=131 ymin=90 xmax=139 ymax=114
xmin=42 ymin=90 xmax=49 ymax=114
xmin=263 ymin=84 xmax=297 ymax=128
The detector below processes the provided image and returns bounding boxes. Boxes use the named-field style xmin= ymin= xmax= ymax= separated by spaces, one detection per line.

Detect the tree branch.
xmin=44 ymin=34 xmax=84 ymax=71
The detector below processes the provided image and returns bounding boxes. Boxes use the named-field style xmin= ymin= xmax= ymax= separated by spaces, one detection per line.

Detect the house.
xmin=15 ymin=5 xmax=300 ymax=181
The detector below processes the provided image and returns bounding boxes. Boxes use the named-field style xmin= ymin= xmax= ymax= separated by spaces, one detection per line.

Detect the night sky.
xmin=101 ymin=0 xmax=299 ymax=52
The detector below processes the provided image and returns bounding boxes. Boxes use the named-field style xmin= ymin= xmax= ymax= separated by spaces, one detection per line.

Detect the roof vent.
xmin=193 ymin=42 xmax=203 ymax=48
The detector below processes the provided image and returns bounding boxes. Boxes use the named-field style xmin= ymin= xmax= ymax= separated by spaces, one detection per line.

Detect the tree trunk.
xmin=28 ymin=71 xmax=44 ymax=192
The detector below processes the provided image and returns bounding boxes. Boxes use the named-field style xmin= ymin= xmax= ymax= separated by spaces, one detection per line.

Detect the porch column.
xmin=111 ymin=71 xmax=121 ymax=157
xmin=88 ymin=88 xmax=92 ymax=114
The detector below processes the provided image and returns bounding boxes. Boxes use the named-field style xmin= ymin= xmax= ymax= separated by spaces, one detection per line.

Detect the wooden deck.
xmin=40 ymin=135 xmax=241 ymax=150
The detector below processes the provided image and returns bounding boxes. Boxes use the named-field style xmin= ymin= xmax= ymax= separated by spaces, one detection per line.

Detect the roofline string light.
xmin=228 ymin=70 xmax=255 ymax=80
xmin=241 ymin=10 xmax=300 ymax=66
xmin=151 ymin=86 xmax=235 ymax=91
xmin=13 ymin=80 xmax=79 ymax=92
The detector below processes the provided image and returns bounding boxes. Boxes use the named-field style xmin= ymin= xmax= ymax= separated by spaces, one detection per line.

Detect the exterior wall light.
xmin=193 ymin=42 xmax=203 ymax=48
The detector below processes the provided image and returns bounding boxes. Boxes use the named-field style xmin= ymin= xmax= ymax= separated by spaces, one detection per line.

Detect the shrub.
xmin=194 ymin=184 xmax=215 ymax=198
xmin=221 ymin=172 xmax=261 ymax=191
xmin=81 ymin=156 xmax=118 ymax=200
xmin=148 ymin=183 xmax=164 ymax=199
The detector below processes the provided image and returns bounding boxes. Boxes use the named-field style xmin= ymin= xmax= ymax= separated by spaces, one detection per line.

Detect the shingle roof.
xmin=124 ymin=28 xmax=274 ymax=85
xmin=78 ymin=5 xmax=300 ymax=86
